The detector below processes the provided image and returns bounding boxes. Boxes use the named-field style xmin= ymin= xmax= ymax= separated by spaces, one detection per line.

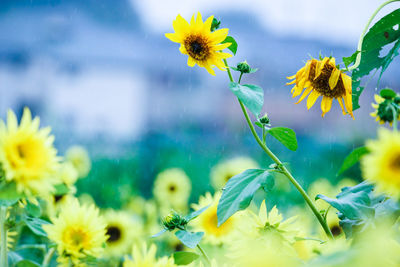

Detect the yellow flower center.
xmin=184 ymin=35 xmax=210 ymax=61
xmin=310 ymin=61 xmax=346 ymax=98
xmin=106 ymin=225 xmax=122 ymax=243
xmin=63 ymin=227 xmax=89 ymax=248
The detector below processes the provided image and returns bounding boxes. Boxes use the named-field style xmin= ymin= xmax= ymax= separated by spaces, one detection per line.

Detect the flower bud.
xmin=162 ymin=212 xmax=188 ymax=231
xmin=236 ymin=61 xmax=251 ymax=74
xmin=210 ymin=18 xmax=221 ymax=32
xmin=259 ymin=113 xmax=270 ymax=125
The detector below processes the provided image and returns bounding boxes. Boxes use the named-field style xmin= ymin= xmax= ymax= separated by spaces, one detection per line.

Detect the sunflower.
xmin=165 ymin=12 xmax=232 ymax=76
xmin=361 ymin=128 xmax=400 ymax=198
xmin=103 ymin=210 xmax=143 ymax=258
xmin=153 ymin=168 xmax=191 ymax=212
xmin=43 ymin=198 xmax=108 ymax=265
xmin=286 ymin=57 xmax=354 ymax=118
xmin=65 ymin=145 xmax=91 ymax=178
xmin=370 ymin=94 xmax=400 ymax=125
xmin=191 ymin=192 xmax=238 ymax=244
xmin=0 ymin=108 xmax=60 ymax=196
xmin=123 ymin=243 xmax=177 ymax=267
xmin=210 ymin=157 xmax=258 ymax=190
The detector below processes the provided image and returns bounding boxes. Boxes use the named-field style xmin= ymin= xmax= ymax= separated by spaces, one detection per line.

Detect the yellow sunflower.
xmin=103 ymin=210 xmax=143 ymax=258
xmin=191 ymin=192 xmax=238 ymax=244
xmin=286 ymin=57 xmax=354 ymax=118
xmin=43 ymin=198 xmax=108 ymax=265
xmin=153 ymin=168 xmax=191 ymax=212
xmin=370 ymin=94 xmax=400 ymax=125
xmin=210 ymin=157 xmax=258 ymax=190
xmin=165 ymin=12 xmax=232 ymax=76
xmin=361 ymin=128 xmax=400 ymax=198
xmin=123 ymin=243 xmax=177 ymax=267
xmin=0 ymin=108 xmax=60 ymax=196
xmin=65 ymin=145 xmax=91 ymax=178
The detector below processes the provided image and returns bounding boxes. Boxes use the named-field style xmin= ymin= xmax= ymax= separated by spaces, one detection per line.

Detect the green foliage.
xmin=173 ymin=251 xmax=200 ymax=265
xmin=23 ymin=217 xmax=50 ymax=237
xmin=0 ymin=182 xmax=21 ymax=207
xmin=185 ymin=205 xmax=210 ymax=222
xmin=380 ymin=88 xmax=397 ymax=99
xmin=54 ymin=184 xmax=69 ymax=196
xmin=217 ymin=169 xmax=273 ymax=226
xmin=175 ymin=230 xmax=204 ymax=249
xmin=343 ymin=51 xmax=360 ymax=69
xmin=25 ymin=200 xmax=41 ymax=218
xmin=267 ymin=127 xmax=298 ymax=151
xmin=15 ymin=260 xmax=41 ymax=267
xmin=316 ymin=182 xmax=400 ymax=238
xmin=351 ymin=9 xmax=400 ymax=110
xmin=222 ymin=36 xmax=238 ymax=55
xmin=229 ymin=82 xmax=264 ymax=117
xmin=337 ymin=147 xmax=369 ymax=175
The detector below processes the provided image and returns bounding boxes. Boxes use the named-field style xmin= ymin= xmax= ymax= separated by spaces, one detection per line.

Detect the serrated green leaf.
xmin=185 ymin=204 xmax=210 ymax=222
xmin=338 ymin=146 xmax=369 ymax=175
xmin=343 ymin=51 xmax=360 ymax=69
xmin=26 ymin=200 xmax=41 ymax=218
xmin=229 ymin=82 xmax=264 ymax=116
xmin=175 ymin=230 xmax=204 ymax=249
xmin=267 ymin=127 xmax=298 ymax=151
xmin=217 ymin=169 xmax=272 ymax=226
xmin=222 ymin=36 xmax=238 ymax=55
xmin=380 ymin=88 xmax=397 ymax=99
xmin=23 ymin=217 xmax=50 ymax=237
xmin=173 ymin=251 xmax=200 ymax=265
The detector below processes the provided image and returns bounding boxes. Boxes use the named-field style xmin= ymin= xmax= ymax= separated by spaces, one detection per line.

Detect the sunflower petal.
xmin=295 ymin=86 xmax=313 ymax=104
xmin=341 ymin=73 xmax=352 ymax=93
xmin=187 ymin=57 xmax=196 ymax=67
xmin=203 ymin=15 xmax=214 ymax=32
xmin=321 ymin=97 xmax=333 ymax=117
xmin=307 ymin=90 xmax=320 ymax=109
xmin=337 ymin=97 xmax=347 ymax=115
xmin=329 ymin=68 xmax=341 ymax=89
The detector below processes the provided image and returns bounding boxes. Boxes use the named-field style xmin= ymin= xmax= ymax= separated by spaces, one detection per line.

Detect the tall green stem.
xmin=223 ymin=59 xmax=333 ymax=239
xmin=348 ymin=0 xmax=400 ymax=71
xmin=197 ymin=244 xmax=211 ymax=266
xmin=42 ymin=247 xmax=56 ymax=267
xmin=390 ymin=105 xmax=398 ymax=132
xmin=0 ymin=207 xmax=8 ymax=267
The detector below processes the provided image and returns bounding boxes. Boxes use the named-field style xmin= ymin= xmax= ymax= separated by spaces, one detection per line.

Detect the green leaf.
xmin=343 ymin=51 xmax=360 ymax=69
xmin=151 ymin=229 xmax=167 ymax=238
xmin=267 ymin=127 xmax=298 ymax=151
xmin=229 ymin=82 xmax=264 ymax=116
xmin=222 ymin=36 xmax=238 ymax=55
xmin=26 ymin=200 xmax=41 ymax=218
xmin=173 ymin=251 xmax=200 ymax=265
xmin=8 ymin=251 xmax=23 ymax=266
xmin=249 ymin=68 xmax=258 ymax=73
xmin=23 ymin=217 xmax=50 ymax=237
xmin=217 ymin=169 xmax=273 ymax=226
xmin=175 ymin=230 xmax=204 ymax=249
xmin=352 ymin=9 xmax=400 ymax=110
xmin=185 ymin=205 xmax=210 ymax=222
xmin=380 ymin=88 xmax=397 ymax=99
xmin=338 ymin=147 xmax=369 ymax=175
xmin=15 ymin=260 xmax=41 ymax=267
xmin=54 ymin=183 xmax=69 ymax=195
xmin=0 ymin=182 xmax=21 ymax=206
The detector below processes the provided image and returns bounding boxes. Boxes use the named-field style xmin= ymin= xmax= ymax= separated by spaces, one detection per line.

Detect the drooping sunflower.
xmin=361 ymin=128 xmax=400 ymax=198
xmin=191 ymin=192 xmax=238 ymax=244
xmin=103 ymin=210 xmax=143 ymax=258
xmin=370 ymin=94 xmax=400 ymax=125
xmin=153 ymin=168 xmax=191 ymax=212
xmin=123 ymin=243 xmax=177 ymax=267
xmin=165 ymin=12 xmax=232 ymax=75
xmin=43 ymin=198 xmax=108 ymax=265
xmin=65 ymin=145 xmax=91 ymax=178
xmin=210 ymin=157 xmax=258 ymax=190
xmin=0 ymin=108 xmax=60 ymax=196
xmin=286 ymin=57 xmax=354 ymax=118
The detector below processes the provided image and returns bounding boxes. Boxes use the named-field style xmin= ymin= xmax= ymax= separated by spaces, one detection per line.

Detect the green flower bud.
xmin=210 ymin=18 xmax=221 ymax=32
xmin=259 ymin=113 xmax=270 ymax=125
xmin=162 ymin=212 xmax=188 ymax=231
xmin=377 ymin=100 xmax=398 ymax=123
xmin=236 ymin=61 xmax=251 ymax=74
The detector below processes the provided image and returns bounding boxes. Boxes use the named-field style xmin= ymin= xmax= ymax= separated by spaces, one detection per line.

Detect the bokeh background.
xmin=0 ymin=0 xmax=399 ymax=209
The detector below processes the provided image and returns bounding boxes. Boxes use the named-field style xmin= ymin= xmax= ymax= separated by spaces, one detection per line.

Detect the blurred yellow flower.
xmin=153 ymin=168 xmax=191 ymax=211
xmin=103 ymin=210 xmax=143 ymax=258
xmin=165 ymin=12 xmax=232 ymax=76
xmin=58 ymin=161 xmax=79 ymax=187
xmin=370 ymin=94 xmax=400 ymax=125
xmin=287 ymin=57 xmax=354 ymax=118
xmin=0 ymin=108 xmax=60 ymax=196
xmin=124 ymin=243 xmax=177 ymax=267
xmin=361 ymin=128 xmax=400 ymax=198
xmin=65 ymin=145 xmax=91 ymax=178
xmin=43 ymin=198 xmax=108 ymax=265
xmin=191 ymin=192 xmax=238 ymax=244
xmin=210 ymin=157 xmax=258 ymax=190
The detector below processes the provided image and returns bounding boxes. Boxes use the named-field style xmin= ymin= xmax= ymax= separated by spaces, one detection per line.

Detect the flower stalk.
xmin=197 ymin=244 xmax=211 ymax=266
xmin=0 ymin=206 xmax=8 ymax=267
xmin=223 ymin=59 xmax=334 ymax=239
xmin=42 ymin=247 xmax=56 ymax=267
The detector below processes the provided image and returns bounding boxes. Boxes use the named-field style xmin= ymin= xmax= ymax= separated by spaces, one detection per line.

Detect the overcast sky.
xmin=131 ymin=0 xmax=398 ymax=46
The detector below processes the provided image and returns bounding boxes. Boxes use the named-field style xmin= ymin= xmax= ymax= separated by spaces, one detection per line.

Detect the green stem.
xmin=348 ymin=0 xmax=400 ymax=71
xmin=42 ymin=247 xmax=56 ymax=267
xmin=238 ymin=72 xmax=244 ymax=84
xmin=0 ymin=207 xmax=8 ymax=267
xmin=223 ymin=59 xmax=334 ymax=239
xmin=390 ymin=105 xmax=398 ymax=131
xmin=197 ymin=244 xmax=211 ymax=266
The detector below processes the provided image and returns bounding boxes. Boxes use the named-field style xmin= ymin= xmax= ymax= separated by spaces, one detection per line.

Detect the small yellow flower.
xmin=123 ymin=243 xmax=177 ymax=267
xmin=0 ymin=108 xmax=60 ymax=196
xmin=370 ymin=94 xmax=400 ymax=125
xmin=191 ymin=192 xmax=238 ymax=244
xmin=287 ymin=57 xmax=354 ymax=118
xmin=43 ymin=198 xmax=108 ymax=265
xmin=65 ymin=145 xmax=91 ymax=178
xmin=361 ymin=128 xmax=400 ymax=198
xmin=165 ymin=12 xmax=232 ymax=76
xmin=153 ymin=168 xmax=191 ymax=212
xmin=210 ymin=157 xmax=258 ymax=190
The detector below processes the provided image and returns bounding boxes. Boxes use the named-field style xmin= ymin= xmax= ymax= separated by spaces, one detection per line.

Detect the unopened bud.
xmin=236 ymin=61 xmax=251 ymax=74
xmin=210 ymin=18 xmax=221 ymax=32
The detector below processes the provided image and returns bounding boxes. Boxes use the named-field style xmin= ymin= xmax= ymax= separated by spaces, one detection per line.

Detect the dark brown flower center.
xmin=330 ymin=224 xmax=342 ymax=237
xmin=311 ymin=62 xmax=346 ymax=98
xmin=169 ymin=184 xmax=176 ymax=192
xmin=106 ymin=225 xmax=122 ymax=243
xmin=390 ymin=154 xmax=400 ymax=171
xmin=54 ymin=194 xmax=65 ymax=203
xmin=184 ymin=35 xmax=210 ymax=61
